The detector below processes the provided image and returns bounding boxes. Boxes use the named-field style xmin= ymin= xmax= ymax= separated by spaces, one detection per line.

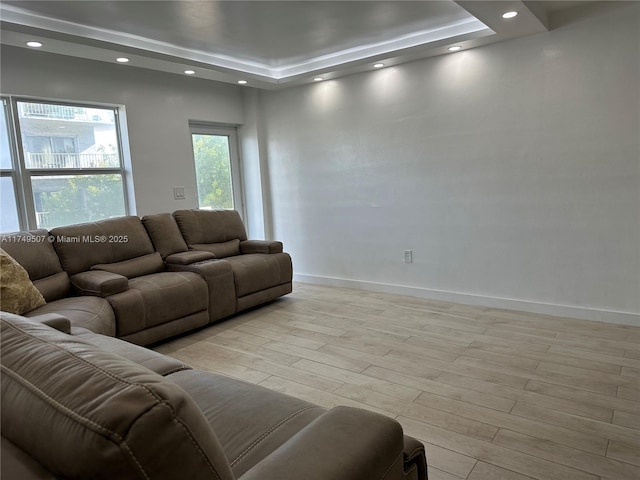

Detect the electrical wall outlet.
xmin=173 ymin=187 xmax=185 ymax=200
xmin=404 ymin=250 xmax=413 ymax=263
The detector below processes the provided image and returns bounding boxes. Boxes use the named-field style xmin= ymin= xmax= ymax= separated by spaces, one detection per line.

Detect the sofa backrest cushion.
xmin=0 ymin=230 xmax=70 ymax=301
xmin=174 ymin=209 xmax=248 ymax=246
xmin=141 ymin=213 xmax=188 ymax=258
xmin=0 ymin=249 xmax=46 ymax=314
xmin=51 ymin=216 xmax=156 ymax=275
xmin=92 ymin=252 xmax=164 ymax=279
xmin=0 ymin=313 xmax=234 ymax=480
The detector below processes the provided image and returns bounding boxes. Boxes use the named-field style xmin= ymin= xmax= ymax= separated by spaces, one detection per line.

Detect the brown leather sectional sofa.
xmin=1 ymin=209 xmax=293 ymax=345
xmin=1 ymin=312 xmax=427 ymax=479
xmin=1 ymin=210 xmax=429 ymax=479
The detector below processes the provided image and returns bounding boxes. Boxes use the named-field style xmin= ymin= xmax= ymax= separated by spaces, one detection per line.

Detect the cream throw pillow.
xmin=0 ymin=248 xmax=46 ymax=314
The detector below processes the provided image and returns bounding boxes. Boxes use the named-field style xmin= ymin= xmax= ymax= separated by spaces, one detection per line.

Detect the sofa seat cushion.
xmin=24 ymin=296 xmax=115 ymax=337
xmin=108 ymin=272 xmax=208 ymax=337
xmin=1 ymin=313 xmax=234 ymax=480
xmin=224 ymin=253 xmax=293 ymax=297
xmin=165 ymin=250 xmax=216 ymax=265
xmin=190 ymin=239 xmax=240 ymax=258
xmin=169 ymin=369 xmax=325 ymax=477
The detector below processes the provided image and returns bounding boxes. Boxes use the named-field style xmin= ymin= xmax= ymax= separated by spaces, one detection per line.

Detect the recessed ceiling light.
xmin=184 ymin=70 xmax=196 ymax=75
xmin=238 ymin=80 xmax=248 ymax=85
xmin=26 ymin=41 xmax=43 ymax=48
xmin=313 ymin=77 xmax=324 ymax=82
xmin=448 ymin=46 xmax=462 ymax=52
xmin=502 ymin=11 xmax=518 ymax=19
xmin=373 ymin=63 xmax=385 ymax=69
xmin=116 ymin=57 xmax=130 ymax=63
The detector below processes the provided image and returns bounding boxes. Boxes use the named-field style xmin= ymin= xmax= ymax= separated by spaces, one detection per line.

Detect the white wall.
xmin=239 ymin=88 xmax=270 ymax=239
xmin=260 ymin=3 xmax=640 ymax=324
xmin=0 ymin=46 xmax=244 ymax=215
xmin=2 ymin=5 xmax=637 ymax=324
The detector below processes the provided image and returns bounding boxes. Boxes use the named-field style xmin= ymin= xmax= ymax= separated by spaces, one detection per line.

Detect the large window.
xmin=190 ymin=124 xmax=243 ymax=212
xmin=0 ymin=98 xmax=129 ymax=231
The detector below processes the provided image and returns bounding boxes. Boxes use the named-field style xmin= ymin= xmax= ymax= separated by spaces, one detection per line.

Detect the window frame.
xmin=189 ymin=122 xmax=245 ymax=218
xmin=1 ymin=97 xmax=28 ymax=231
xmin=2 ymin=96 xmax=131 ymax=231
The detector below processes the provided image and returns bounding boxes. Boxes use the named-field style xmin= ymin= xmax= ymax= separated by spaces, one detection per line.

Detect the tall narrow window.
xmin=190 ymin=124 xmax=242 ymax=212
xmin=0 ymin=98 xmax=21 ymax=233
xmin=12 ymin=99 xmax=128 ymax=229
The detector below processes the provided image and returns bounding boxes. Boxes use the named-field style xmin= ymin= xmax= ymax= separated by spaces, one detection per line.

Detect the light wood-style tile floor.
xmin=154 ymin=283 xmax=640 ymax=480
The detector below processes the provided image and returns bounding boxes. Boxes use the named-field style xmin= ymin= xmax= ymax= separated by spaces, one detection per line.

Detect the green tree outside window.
xmin=192 ymin=134 xmax=233 ymax=210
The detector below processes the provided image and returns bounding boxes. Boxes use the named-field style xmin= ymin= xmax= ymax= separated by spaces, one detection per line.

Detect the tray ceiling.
xmin=0 ymin=1 xmax=573 ymax=89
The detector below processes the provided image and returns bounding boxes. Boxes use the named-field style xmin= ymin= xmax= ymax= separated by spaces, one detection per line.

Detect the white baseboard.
xmin=293 ymin=274 xmax=640 ymax=327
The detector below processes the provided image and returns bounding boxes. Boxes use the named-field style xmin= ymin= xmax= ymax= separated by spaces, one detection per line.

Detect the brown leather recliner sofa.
xmin=172 ymin=209 xmax=293 ymax=313
xmin=140 ymin=210 xmax=292 ymax=322
xmin=49 ymin=216 xmax=211 ymax=346
xmin=0 ymin=209 xmax=293 ymax=346
xmin=1 ymin=312 xmax=428 ymax=480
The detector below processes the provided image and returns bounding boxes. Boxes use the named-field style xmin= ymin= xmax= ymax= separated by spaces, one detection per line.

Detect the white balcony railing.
xmin=19 ymin=103 xmax=85 ymax=120
xmin=35 ymin=209 xmax=89 ymax=229
xmin=25 ymin=153 xmax=120 ymax=169
xmin=35 ymin=211 xmax=56 ymax=228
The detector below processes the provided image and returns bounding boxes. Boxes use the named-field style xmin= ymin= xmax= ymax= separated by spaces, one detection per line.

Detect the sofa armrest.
xmin=165 ymin=251 xmax=216 ymax=265
xmin=70 ymin=271 xmax=128 ymax=298
xmin=75 ymin=329 xmax=192 ymax=376
xmin=238 ymin=406 xmax=404 ymax=480
xmin=167 ymin=259 xmax=236 ymax=321
xmin=402 ymin=435 xmax=428 ymax=480
xmin=28 ymin=313 xmax=71 ymax=334
xmin=240 ymin=240 xmax=283 ymax=255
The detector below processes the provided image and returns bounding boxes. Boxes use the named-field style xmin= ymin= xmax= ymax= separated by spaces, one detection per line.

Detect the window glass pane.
xmin=25 ymin=136 xmax=52 ymax=154
xmin=192 ymin=134 xmax=234 ymax=210
xmin=1 ymin=103 xmax=13 ymax=170
xmin=17 ymin=101 xmax=121 ymax=169
xmin=0 ymin=177 xmax=21 ymax=232
xmin=31 ymin=174 xmax=125 ymax=228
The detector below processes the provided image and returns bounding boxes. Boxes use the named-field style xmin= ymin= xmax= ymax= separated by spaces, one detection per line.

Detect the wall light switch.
xmin=173 ymin=187 xmax=185 ymax=200
xmin=404 ymin=250 xmax=413 ymax=264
